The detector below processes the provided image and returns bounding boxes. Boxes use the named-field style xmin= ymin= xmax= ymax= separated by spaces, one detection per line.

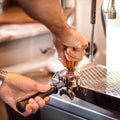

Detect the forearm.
xmin=17 ymin=0 xmax=69 ymax=36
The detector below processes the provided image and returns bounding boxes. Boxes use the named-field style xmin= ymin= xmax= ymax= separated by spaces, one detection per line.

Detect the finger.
xmin=58 ymin=57 xmax=67 ymax=67
xmin=28 ymin=98 xmax=39 ymax=114
xmin=81 ymin=36 xmax=88 ymax=49
xmin=35 ymin=96 xmax=45 ymax=109
xmin=44 ymin=96 xmax=50 ymax=104
xmin=65 ymin=50 xmax=85 ymax=62
xmin=75 ymin=61 xmax=79 ymax=66
xmin=21 ymin=104 xmax=32 ymax=117
xmin=66 ymin=48 xmax=85 ymax=60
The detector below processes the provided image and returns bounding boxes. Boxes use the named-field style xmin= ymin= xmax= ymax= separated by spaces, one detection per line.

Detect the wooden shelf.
xmin=0 ymin=7 xmax=37 ymax=24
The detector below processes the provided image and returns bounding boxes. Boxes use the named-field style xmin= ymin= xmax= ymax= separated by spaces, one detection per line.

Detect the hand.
xmin=53 ymin=27 xmax=88 ymax=67
xmin=0 ymin=72 xmax=51 ymax=116
xmin=15 ymin=0 xmax=87 ymax=67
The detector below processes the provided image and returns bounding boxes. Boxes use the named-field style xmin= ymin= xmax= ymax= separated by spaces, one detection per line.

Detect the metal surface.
xmin=22 ymin=64 xmax=120 ymax=119
xmin=74 ymin=63 xmax=120 ymax=113
xmin=79 ymin=63 xmax=120 ymax=99
xmin=90 ymin=0 xmax=96 ymax=62
xmin=49 ymin=95 xmax=120 ymax=120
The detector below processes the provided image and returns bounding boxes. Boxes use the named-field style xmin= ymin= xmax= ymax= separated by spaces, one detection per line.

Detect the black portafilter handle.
xmin=91 ymin=0 xmax=97 ymax=24
xmin=16 ymin=85 xmax=58 ymax=113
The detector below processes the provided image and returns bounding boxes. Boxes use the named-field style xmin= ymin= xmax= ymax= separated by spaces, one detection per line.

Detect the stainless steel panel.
xmin=73 ymin=63 xmax=120 ymax=113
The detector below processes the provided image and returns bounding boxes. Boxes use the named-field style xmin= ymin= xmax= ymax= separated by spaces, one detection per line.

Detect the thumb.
xmin=34 ymin=83 xmax=51 ymax=93
xmin=65 ymin=47 xmax=76 ymax=61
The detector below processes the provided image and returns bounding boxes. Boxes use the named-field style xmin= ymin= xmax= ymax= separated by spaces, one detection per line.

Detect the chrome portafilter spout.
xmin=52 ymin=61 xmax=84 ymax=100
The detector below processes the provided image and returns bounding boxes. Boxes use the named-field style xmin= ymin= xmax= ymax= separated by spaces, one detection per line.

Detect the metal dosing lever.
xmin=90 ymin=0 xmax=97 ymax=62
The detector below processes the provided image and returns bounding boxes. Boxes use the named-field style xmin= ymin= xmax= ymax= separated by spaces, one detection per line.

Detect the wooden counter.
xmin=0 ymin=7 xmax=37 ymax=24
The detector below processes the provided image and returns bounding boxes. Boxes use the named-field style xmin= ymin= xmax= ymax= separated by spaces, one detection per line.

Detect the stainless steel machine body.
xmin=74 ymin=63 xmax=120 ymax=113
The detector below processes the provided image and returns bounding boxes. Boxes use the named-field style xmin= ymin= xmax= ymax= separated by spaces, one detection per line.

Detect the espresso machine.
xmin=16 ymin=0 xmax=120 ymax=119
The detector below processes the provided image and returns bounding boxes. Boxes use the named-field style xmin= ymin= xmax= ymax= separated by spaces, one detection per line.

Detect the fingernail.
xmin=30 ymin=99 xmax=34 ymax=104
